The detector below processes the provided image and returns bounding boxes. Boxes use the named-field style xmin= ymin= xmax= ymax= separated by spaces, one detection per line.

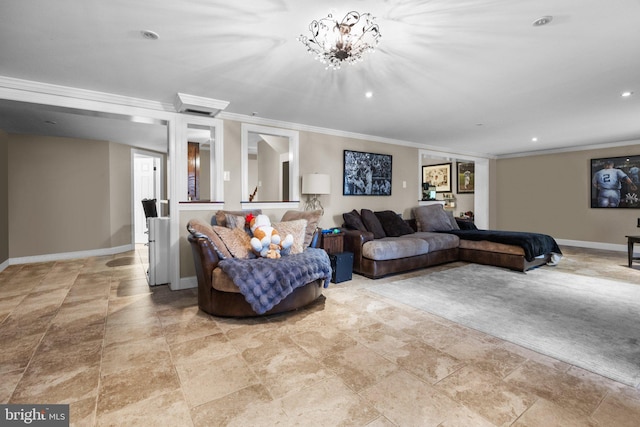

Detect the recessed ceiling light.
xmin=365 ymin=91 xmax=373 ymax=98
xmin=532 ymin=16 xmax=553 ymax=27
xmin=532 ymin=137 xmax=538 ymax=142
xmin=141 ymin=30 xmax=160 ymax=40
xmin=621 ymin=91 xmax=633 ymax=97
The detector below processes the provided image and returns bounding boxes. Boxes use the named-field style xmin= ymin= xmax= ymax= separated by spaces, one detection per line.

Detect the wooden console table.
xmin=625 ymin=235 xmax=640 ymax=267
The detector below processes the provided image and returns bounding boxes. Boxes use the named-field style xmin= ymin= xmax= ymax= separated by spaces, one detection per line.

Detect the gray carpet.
xmin=369 ymin=264 xmax=640 ymax=387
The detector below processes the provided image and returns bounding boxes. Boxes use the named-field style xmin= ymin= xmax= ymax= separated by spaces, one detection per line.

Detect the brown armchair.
xmin=187 ymin=226 xmax=324 ymax=317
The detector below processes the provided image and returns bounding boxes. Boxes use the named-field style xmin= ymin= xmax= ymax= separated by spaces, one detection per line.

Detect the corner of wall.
xmin=0 ymin=129 xmax=8 ymax=266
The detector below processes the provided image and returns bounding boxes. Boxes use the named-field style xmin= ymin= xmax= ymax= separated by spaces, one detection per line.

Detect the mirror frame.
xmin=177 ymin=115 xmax=224 ymax=203
xmin=241 ymin=123 xmax=299 ymax=208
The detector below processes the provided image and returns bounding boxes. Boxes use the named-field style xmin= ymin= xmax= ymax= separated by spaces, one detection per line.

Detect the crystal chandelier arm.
xmin=342 ymin=11 xmax=361 ymax=27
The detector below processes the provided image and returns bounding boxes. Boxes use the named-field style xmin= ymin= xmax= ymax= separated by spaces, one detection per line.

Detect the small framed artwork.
xmin=343 ymin=150 xmax=392 ymax=196
xmin=456 ymin=162 xmax=475 ymax=193
xmin=590 ymin=155 xmax=640 ymax=208
xmin=422 ymin=163 xmax=451 ymax=193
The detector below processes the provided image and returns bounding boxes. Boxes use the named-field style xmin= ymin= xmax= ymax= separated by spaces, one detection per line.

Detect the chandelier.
xmin=298 ymin=11 xmax=381 ymax=70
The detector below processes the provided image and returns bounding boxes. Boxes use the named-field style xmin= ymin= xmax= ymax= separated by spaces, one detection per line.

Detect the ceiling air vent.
xmin=174 ymin=93 xmax=229 ymax=117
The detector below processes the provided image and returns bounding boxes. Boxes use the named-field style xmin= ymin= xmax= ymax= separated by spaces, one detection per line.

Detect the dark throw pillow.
xmin=343 ymin=209 xmax=367 ymax=232
xmin=456 ymin=219 xmax=478 ymax=230
xmin=374 ymin=210 xmax=415 ymax=237
xmin=360 ymin=209 xmax=386 ymax=239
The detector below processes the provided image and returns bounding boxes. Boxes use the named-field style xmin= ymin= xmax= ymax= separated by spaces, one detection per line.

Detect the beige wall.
xmin=299 ymin=129 xmax=420 ymax=227
xmin=495 ymin=142 xmax=640 ymax=245
xmin=109 ymin=142 xmax=132 ymax=247
xmin=0 ymin=129 xmax=8 ymax=265
xmin=8 ymin=134 xmax=133 ymax=258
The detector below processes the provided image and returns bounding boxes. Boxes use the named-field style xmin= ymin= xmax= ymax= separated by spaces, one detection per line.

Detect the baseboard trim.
xmin=0 ymin=258 xmax=9 ymax=273
xmin=173 ymin=276 xmax=197 ymax=291
xmin=9 ymin=244 xmax=135 ymax=266
xmin=556 ymin=239 xmax=627 ymax=253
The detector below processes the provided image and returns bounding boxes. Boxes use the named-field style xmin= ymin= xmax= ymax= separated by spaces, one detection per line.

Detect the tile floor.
xmin=1 ymin=245 xmax=639 ymax=426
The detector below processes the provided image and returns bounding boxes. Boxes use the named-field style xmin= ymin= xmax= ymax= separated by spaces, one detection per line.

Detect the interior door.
xmin=134 ymin=155 xmax=157 ymax=243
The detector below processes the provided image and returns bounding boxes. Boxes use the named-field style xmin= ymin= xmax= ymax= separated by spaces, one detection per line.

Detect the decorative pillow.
xmin=360 ymin=209 xmax=386 ymax=239
xmin=374 ymin=210 xmax=415 ymax=237
xmin=444 ymin=210 xmax=460 ymax=230
xmin=456 ymin=219 xmax=478 ymax=230
xmin=186 ymin=219 xmax=232 ymax=260
xmin=272 ymin=219 xmax=307 ymax=255
xmin=342 ymin=209 xmax=367 ymax=232
xmin=281 ymin=210 xmax=322 ymax=247
xmin=412 ymin=205 xmax=454 ymax=232
xmin=211 ymin=225 xmax=254 ymax=259
xmin=224 ymin=214 xmax=246 ymax=231
xmin=214 ymin=209 xmax=262 ymax=227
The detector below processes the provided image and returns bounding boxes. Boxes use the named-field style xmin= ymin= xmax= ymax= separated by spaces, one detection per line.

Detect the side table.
xmin=320 ymin=231 xmax=353 ymax=283
xmin=321 ymin=231 xmax=344 ymax=255
xmin=626 ymin=235 xmax=640 ymax=267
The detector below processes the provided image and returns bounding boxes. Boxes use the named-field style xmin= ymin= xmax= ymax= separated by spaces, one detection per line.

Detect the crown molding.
xmin=0 ymin=75 xmax=493 ymax=160
xmin=219 ymin=111 xmax=497 ymax=160
xmin=496 ymin=138 xmax=640 ymax=159
xmin=0 ymin=75 xmax=174 ymax=111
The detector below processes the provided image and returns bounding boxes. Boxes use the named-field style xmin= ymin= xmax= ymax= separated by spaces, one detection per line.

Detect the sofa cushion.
xmin=375 ymin=210 xmax=415 ymax=237
xmin=211 ymin=268 xmax=241 ymax=293
xmin=409 ymin=232 xmax=460 ymax=251
xmin=272 ymin=219 xmax=307 ymax=255
xmin=281 ymin=210 xmax=322 ymax=247
xmin=343 ymin=209 xmax=367 ymax=232
xmin=412 ymin=205 xmax=454 ymax=232
xmin=362 ymin=237 xmax=430 ymax=261
xmin=445 ymin=210 xmax=460 ymax=230
xmin=361 ymin=209 xmax=386 ymax=239
xmin=187 ymin=218 xmax=232 ymax=260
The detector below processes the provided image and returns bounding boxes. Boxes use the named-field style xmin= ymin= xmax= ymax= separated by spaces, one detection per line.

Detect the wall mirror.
xmin=183 ymin=120 xmax=223 ymax=202
xmin=241 ymin=123 xmax=299 ymax=204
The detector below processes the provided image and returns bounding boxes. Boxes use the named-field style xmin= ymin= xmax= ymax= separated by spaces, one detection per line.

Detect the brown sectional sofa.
xmin=343 ymin=206 xmax=553 ymax=279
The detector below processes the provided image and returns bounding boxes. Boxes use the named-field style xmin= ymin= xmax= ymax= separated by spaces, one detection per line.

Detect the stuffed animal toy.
xmin=264 ymin=243 xmax=282 ymax=259
xmin=246 ymin=214 xmax=293 ymax=258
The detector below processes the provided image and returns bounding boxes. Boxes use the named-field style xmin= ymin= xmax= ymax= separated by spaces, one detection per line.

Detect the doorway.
xmin=134 ymin=151 xmax=163 ymax=243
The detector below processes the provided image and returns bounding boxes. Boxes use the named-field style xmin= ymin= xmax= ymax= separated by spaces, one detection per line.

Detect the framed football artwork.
xmin=343 ymin=150 xmax=392 ymax=196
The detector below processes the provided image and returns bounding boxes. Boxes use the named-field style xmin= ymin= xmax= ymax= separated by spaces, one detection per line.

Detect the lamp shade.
xmin=302 ymin=173 xmax=331 ymax=195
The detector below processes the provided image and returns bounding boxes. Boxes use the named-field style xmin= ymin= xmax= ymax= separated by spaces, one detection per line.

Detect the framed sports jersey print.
xmin=456 ymin=162 xmax=474 ymax=193
xmin=590 ymin=155 xmax=640 ymax=208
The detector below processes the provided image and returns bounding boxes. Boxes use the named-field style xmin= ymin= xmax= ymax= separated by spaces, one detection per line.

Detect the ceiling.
xmin=0 ymin=0 xmax=639 ymax=157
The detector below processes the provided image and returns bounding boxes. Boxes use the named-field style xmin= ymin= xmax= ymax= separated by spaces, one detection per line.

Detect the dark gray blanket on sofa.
xmin=218 ymin=248 xmax=332 ymax=314
xmin=440 ymin=229 xmax=562 ymax=262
